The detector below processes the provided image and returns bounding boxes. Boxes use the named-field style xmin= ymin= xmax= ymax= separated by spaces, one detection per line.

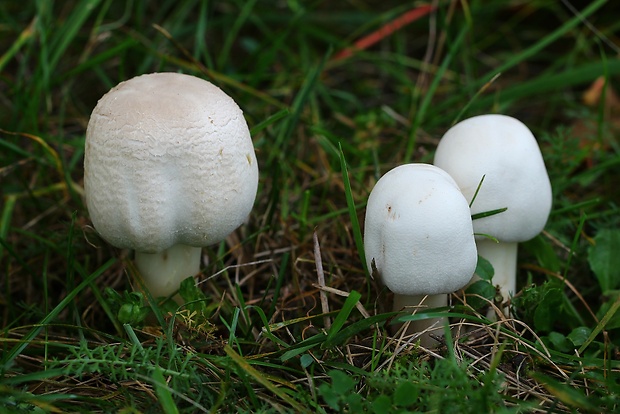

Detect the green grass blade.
xmin=270 ymin=52 xmax=328 ymax=163
xmin=465 ymin=58 xmax=620 ymax=114
xmin=405 ymin=24 xmax=469 ymax=161
xmin=1 ymin=258 xmax=116 ymax=369
xmin=562 ymin=212 xmax=587 ymax=279
xmin=482 ymin=0 xmax=608 ymax=85
xmin=324 ymin=290 xmax=362 ymax=347
xmin=62 ymin=39 xmax=140 ymax=79
xmin=250 ymin=108 xmax=290 ymax=136
xmin=0 ymin=195 xmax=17 ymax=268
xmin=338 ymin=143 xmax=367 ymax=276
xmin=151 ymin=365 xmax=181 ymax=414
xmin=47 ymin=0 xmax=103 ymax=70
xmin=280 ymin=341 xmax=323 ymax=362
xmin=216 ymin=0 xmax=258 ymax=70
xmin=225 ymin=345 xmax=309 ymax=413
xmin=435 ymin=0 xmax=610 ymax=118
xmin=471 ymin=207 xmax=508 ymax=221
xmin=324 ymin=311 xmax=398 ymax=348
xmin=577 ymin=294 xmax=620 ymax=355
xmin=0 ymin=18 xmax=36 ymax=73
xmin=529 ymin=371 xmax=600 ymax=412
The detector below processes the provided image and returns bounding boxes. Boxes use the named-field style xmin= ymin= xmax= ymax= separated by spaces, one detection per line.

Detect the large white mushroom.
xmin=84 ymin=72 xmax=259 ymax=299
xmin=364 ymin=164 xmax=478 ymax=346
xmin=433 ymin=114 xmax=552 ymax=311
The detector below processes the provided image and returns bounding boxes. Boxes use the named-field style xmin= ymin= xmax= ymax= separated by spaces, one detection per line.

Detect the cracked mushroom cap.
xmin=84 ymin=72 xmax=259 ymax=253
xmin=363 ymin=164 xmax=478 ymax=296
xmin=433 ymin=114 xmax=552 ymax=243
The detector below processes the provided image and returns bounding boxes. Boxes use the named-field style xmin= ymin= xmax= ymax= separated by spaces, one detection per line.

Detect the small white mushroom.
xmin=84 ymin=72 xmax=259 ymax=299
xmin=364 ymin=164 xmax=478 ymax=346
xmin=433 ymin=114 xmax=552 ymax=311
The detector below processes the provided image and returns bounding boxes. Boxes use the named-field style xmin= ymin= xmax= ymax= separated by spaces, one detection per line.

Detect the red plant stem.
xmin=333 ymin=4 xmax=435 ymax=61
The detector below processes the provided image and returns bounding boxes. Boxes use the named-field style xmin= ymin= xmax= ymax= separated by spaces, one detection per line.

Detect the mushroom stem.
xmin=475 ymin=239 xmax=518 ymax=314
xmin=134 ymin=244 xmax=202 ymax=300
xmin=392 ymin=293 xmax=448 ymax=348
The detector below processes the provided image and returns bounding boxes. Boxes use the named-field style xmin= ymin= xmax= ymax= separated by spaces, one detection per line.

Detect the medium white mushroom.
xmin=84 ymin=72 xmax=259 ymax=299
xmin=364 ymin=164 xmax=478 ymax=346
xmin=433 ymin=114 xmax=552 ymax=311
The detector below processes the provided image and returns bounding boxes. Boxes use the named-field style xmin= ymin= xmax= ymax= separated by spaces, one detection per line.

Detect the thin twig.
xmin=197 ymin=259 xmax=273 ymax=286
xmin=313 ymin=231 xmax=331 ymax=330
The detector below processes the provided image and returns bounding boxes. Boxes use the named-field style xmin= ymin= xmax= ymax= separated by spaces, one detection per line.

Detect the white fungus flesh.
xmin=84 ymin=72 xmax=259 ymax=298
xmin=433 ymin=114 xmax=552 ymax=311
xmin=433 ymin=114 xmax=551 ymax=243
xmin=363 ymin=164 xmax=477 ymax=345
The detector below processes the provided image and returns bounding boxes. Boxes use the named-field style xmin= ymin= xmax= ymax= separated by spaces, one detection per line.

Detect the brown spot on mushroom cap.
xmin=363 ymin=163 xmax=477 ymax=296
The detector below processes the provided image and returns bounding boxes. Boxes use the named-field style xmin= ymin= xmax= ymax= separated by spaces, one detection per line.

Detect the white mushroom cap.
xmin=433 ymin=114 xmax=552 ymax=243
xmin=84 ymin=72 xmax=259 ymax=253
xmin=363 ymin=164 xmax=478 ymax=296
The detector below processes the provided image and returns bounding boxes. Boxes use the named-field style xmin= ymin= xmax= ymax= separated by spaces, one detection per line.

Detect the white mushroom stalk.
xmin=364 ymin=164 xmax=478 ymax=347
xmin=134 ymin=245 xmax=202 ymax=299
xmin=475 ymin=240 xmax=518 ymax=304
xmin=433 ymin=114 xmax=552 ymax=313
xmin=84 ymin=72 xmax=259 ymax=301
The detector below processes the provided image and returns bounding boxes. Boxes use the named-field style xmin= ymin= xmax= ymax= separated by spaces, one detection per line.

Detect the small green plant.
xmin=464 ymin=255 xmax=498 ymax=312
xmin=512 ymin=227 xmax=620 ymax=354
xmin=105 ymin=276 xmax=216 ymax=329
xmin=46 ymin=336 xmax=217 ymax=412
xmin=318 ymin=370 xmax=364 ymax=412
xmin=105 ymin=288 xmax=152 ymax=326
xmin=368 ymin=358 xmax=519 ymax=413
xmin=319 ymin=355 xmax=521 ymax=413
xmin=588 ymin=228 xmax=620 ymax=286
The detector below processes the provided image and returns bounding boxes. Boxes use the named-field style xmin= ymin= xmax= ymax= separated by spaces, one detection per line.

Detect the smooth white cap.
xmin=433 ymin=114 xmax=552 ymax=243
xmin=84 ymin=72 xmax=259 ymax=253
xmin=363 ymin=164 xmax=478 ymax=296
